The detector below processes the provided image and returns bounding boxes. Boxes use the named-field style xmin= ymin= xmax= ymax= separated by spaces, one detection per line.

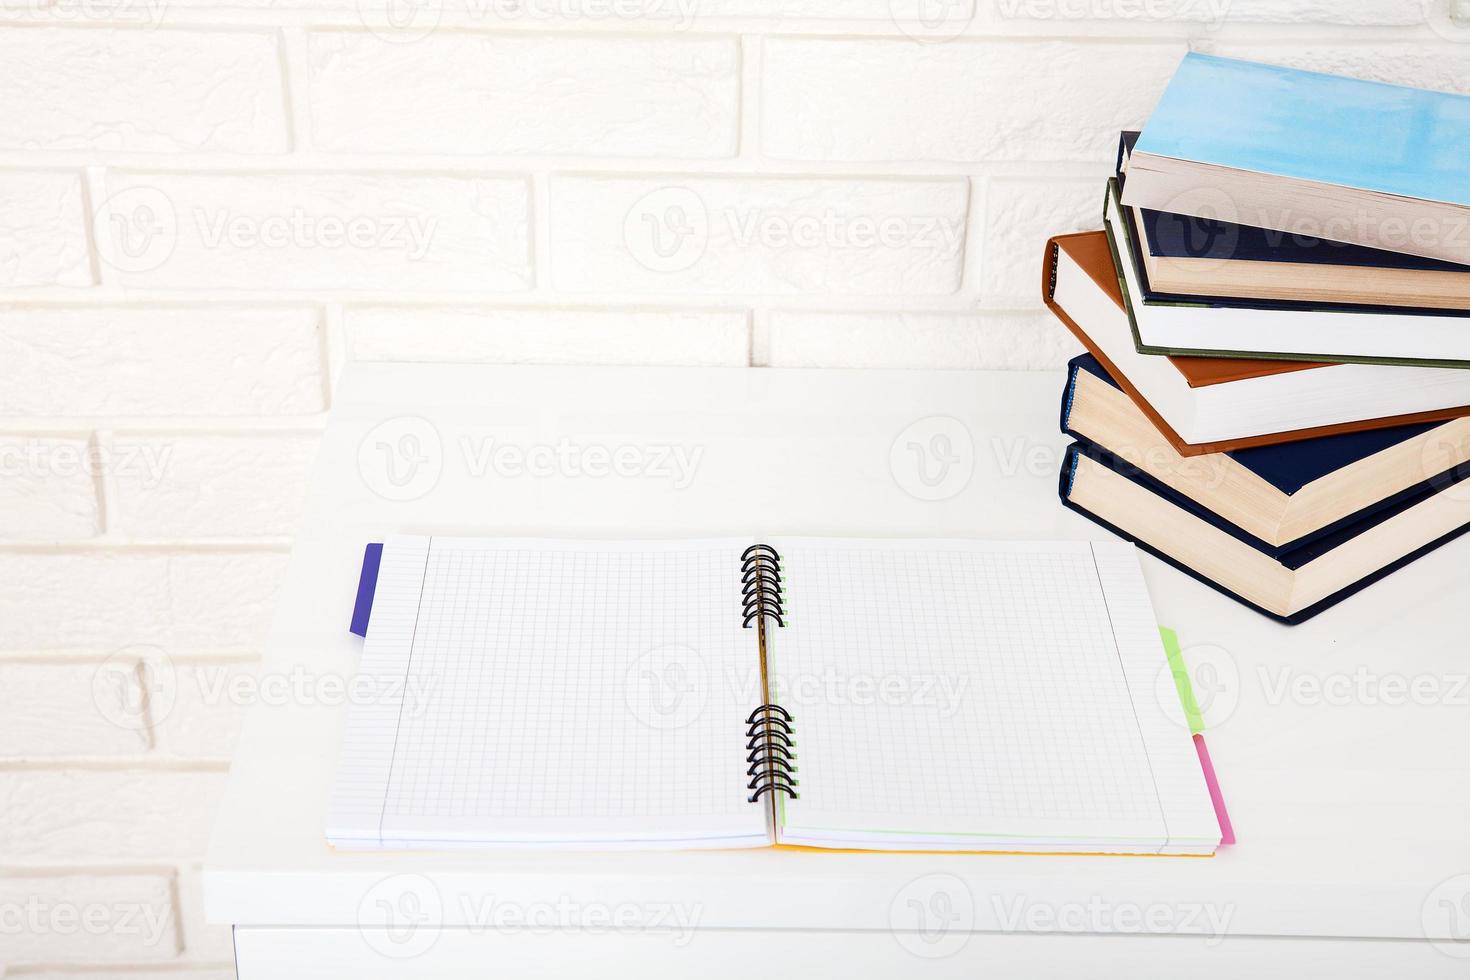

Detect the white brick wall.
xmin=0 ymin=306 xmax=325 ymax=416
xmin=3 ymin=4 xmax=1469 ymax=974
xmin=549 ymin=174 xmax=970 ymax=294
xmin=0 ymin=171 xmax=92 ymax=287
xmin=0 ymin=28 xmax=289 ymax=154
xmin=760 ymin=39 xmax=1183 ymax=161
xmin=346 ymin=306 xmax=751 ymax=364
xmin=95 ymin=171 xmax=534 ymax=291
xmin=307 ymin=32 xmax=742 ymax=157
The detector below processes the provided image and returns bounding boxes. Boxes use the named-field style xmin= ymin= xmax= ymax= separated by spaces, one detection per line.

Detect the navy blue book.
xmin=1115 ymin=131 xmax=1470 ymax=314
xmin=1062 ymin=352 xmax=1470 ymax=555
xmin=1059 ymin=355 xmax=1470 ymax=623
xmin=1059 ymin=441 xmax=1470 ymax=625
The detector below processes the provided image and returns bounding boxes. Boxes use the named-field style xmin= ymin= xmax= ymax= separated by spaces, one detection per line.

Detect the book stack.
xmin=1044 ymin=53 xmax=1470 ymax=624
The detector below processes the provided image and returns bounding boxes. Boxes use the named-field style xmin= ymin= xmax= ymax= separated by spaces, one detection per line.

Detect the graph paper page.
xmin=770 ymin=538 xmax=1219 ymax=852
xmin=327 ymin=536 xmax=768 ymax=848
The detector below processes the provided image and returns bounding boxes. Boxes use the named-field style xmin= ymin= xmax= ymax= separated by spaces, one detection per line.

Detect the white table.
xmin=206 ymin=363 xmax=1470 ymax=977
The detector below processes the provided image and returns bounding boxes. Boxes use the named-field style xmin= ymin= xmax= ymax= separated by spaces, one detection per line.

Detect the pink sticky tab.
xmin=1193 ymin=734 xmax=1235 ymax=846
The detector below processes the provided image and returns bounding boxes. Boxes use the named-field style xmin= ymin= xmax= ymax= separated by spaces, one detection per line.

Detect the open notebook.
xmin=328 ymin=536 xmax=1227 ymax=855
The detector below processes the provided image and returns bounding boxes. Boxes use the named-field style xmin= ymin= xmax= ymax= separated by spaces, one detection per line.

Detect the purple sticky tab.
xmin=350 ymin=542 xmax=384 ymax=637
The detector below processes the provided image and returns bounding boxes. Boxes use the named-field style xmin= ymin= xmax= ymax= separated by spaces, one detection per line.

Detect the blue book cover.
xmin=1134 ymin=53 xmax=1470 ymax=208
xmin=1061 ymin=353 xmax=1470 ymax=557
xmin=1058 ymin=442 xmax=1470 ymax=626
xmin=1117 ymin=131 xmax=1469 ymax=273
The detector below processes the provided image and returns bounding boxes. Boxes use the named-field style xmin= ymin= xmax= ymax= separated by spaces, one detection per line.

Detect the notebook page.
xmin=327 ymin=535 xmax=434 ymax=844
xmin=327 ymin=536 xmax=768 ymax=848
xmin=769 ymin=539 xmax=1218 ymax=852
xmin=1090 ymin=544 xmax=1222 ymax=851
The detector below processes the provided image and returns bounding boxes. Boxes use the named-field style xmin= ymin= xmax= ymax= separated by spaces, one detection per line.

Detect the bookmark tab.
xmin=1159 ymin=626 xmax=1204 ymax=734
xmin=350 ymin=542 xmax=384 ymax=637
xmin=1193 ymin=733 xmax=1236 ymax=845
xmin=1160 ymin=626 xmax=1235 ymax=845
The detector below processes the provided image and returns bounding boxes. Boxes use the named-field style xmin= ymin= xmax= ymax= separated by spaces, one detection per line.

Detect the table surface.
xmin=205 ymin=362 xmax=1470 ymax=951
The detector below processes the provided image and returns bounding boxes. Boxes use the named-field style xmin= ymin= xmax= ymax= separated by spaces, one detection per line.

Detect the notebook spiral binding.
xmin=746 ymin=705 xmax=797 ymax=802
xmin=740 ymin=544 xmax=786 ymax=629
xmin=740 ymin=544 xmax=796 ymax=803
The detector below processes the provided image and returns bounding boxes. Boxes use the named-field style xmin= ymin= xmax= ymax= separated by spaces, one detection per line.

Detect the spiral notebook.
xmin=327 ymin=536 xmax=1227 ymax=855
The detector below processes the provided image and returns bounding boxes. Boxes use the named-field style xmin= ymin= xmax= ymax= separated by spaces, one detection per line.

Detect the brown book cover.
xmin=1043 ymin=231 xmax=1470 ymax=456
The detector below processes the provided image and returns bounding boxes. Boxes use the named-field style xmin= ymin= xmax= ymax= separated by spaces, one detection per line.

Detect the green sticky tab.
xmin=1160 ymin=626 xmax=1204 ymax=734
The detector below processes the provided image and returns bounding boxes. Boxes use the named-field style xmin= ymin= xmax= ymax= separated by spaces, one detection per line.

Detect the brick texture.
xmin=760 ymin=38 xmax=1184 ymax=162
xmin=0 ymin=769 xmax=228 ymax=861
xmin=0 ymin=434 xmax=102 ymax=540
xmin=308 ymin=32 xmax=739 ymax=157
xmin=0 ymin=28 xmax=288 ymax=153
xmin=0 ymin=873 xmax=179 ymax=963
xmin=346 ymin=306 xmax=750 ymax=365
xmin=0 ymin=306 xmax=324 ymax=417
xmin=94 ymin=171 xmax=532 ymax=292
xmin=550 ymin=175 xmax=970 ymax=295
xmin=107 ymin=432 xmax=318 ymax=539
xmin=0 ymin=172 xmax=91 ymax=287
xmin=0 ymin=550 xmax=287 ymax=653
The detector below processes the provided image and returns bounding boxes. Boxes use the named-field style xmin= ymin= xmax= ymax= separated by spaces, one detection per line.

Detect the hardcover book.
xmin=1104 ymin=178 xmax=1470 ymax=366
xmin=1042 ymin=231 xmax=1470 ymax=453
xmin=1062 ymin=353 xmax=1470 ymax=552
xmin=1115 ymin=131 xmax=1470 ymax=312
xmin=1123 ymin=53 xmax=1470 ymax=266
xmin=1060 ymin=443 xmax=1470 ymax=625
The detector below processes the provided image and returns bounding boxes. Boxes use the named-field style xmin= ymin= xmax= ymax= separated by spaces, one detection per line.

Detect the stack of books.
xmin=1044 ymin=53 xmax=1470 ymax=624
